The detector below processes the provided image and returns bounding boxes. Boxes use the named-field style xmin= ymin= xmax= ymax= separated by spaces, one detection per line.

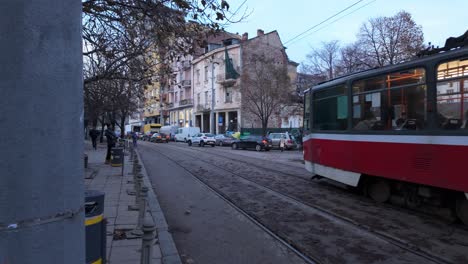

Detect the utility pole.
xmin=0 ymin=1 xmax=84 ymax=263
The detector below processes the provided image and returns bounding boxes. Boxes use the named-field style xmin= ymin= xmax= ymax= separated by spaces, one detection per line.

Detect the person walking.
xmin=132 ymin=131 xmax=138 ymax=147
xmin=279 ymin=135 xmax=286 ymax=152
xmin=89 ymin=127 xmax=100 ymax=150
xmin=104 ymin=124 xmax=117 ymax=164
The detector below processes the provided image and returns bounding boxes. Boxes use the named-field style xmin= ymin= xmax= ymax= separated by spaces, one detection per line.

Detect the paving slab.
xmin=84 ymin=140 xmax=175 ymax=264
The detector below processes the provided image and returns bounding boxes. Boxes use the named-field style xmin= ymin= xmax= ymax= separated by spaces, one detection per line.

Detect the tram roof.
xmin=308 ymin=47 xmax=468 ymax=93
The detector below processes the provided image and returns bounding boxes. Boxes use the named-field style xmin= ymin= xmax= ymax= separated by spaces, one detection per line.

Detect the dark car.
xmin=150 ymin=133 xmax=169 ymax=143
xmin=231 ymin=135 xmax=272 ymax=151
xmin=141 ymin=132 xmax=152 ymax=141
xmin=214 ymin=134 xmax=236 ymax=146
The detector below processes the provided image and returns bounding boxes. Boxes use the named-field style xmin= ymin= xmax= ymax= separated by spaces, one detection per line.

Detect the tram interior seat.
xmin=401 ymin=119 xmax=420 ymax=130
xmin=371 ymin=121 xmax=386 ymax=130
xmin=442 ymin=118 xmax=462 ymax=130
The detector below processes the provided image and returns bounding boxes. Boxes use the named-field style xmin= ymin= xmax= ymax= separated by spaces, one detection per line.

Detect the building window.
xmin=204 ymin=66 xmax=209 ymax=82
xmin=197 ymin=93 xmax=201 ymax=105
xmin=205 ymin=91 xmax=209 ymax=106
xmin=175 ymin=92 xmax=178 ymax=103
xmin=225 ymin=87 xmax=232 ymax=103
xmin=196 ymin=69 xmax=200 ymax=84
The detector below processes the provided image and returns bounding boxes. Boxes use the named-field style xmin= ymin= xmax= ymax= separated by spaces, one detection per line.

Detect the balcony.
xmin=167 ymin=102 xmax=174 ymax=109
xmin=182 ymin=61 xmax=191 ymax=70
xmin=216 ymin=74 xmax=237 ymax=87
xmin=196 ymin=104 xmax=210 ymax=112
xmin=180 ymin=98 xmax=193 ymax=106
xmin=181 ymin=80 xmax=191 ymax=87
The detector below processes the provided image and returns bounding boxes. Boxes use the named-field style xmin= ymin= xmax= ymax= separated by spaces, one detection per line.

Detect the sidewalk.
xmin=84 ymin=140 xmax=181 ymax=264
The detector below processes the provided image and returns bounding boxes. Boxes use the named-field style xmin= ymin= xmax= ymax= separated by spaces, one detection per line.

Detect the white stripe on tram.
xmin=303 ymin=133 xmax=468 ymax=146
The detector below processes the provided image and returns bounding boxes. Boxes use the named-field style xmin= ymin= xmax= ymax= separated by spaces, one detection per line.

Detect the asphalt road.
xmin=138 ymin=141 xmax=468 ymax=264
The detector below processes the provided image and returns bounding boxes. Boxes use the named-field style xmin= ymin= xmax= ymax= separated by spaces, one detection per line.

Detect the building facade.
xmin=192 ymin=40 xmax=242 ymax=134
xmin=240 ymin=29 xmax=300 ymax=130
xmin=166 ymin=56 xmax=194 ymax=127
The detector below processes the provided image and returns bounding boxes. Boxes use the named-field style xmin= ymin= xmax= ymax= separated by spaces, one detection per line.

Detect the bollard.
xmin=84 ymin=154 xmax=88 ymax=169
xmin=131 ymin=186 xmax=148 ymax=236
xmin=128 ymin=173 xmax=143 ymax=211
xmin=140 ymin=217 xmax=156 ymax=264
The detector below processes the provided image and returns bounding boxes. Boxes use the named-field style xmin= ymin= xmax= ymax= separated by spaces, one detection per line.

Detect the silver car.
xmin=214 ymin=134 xmax=236 ymax=146
xmin=269 ymin=132 xmax=297 ymax=150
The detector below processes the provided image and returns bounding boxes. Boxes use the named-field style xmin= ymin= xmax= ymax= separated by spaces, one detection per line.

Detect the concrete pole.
xmin=0 ymin=1 xmax=84 ymax=263
xmin=210 ymin=60 xmax=215 ymax=134
xmin=215 ymin=112 xmax=219 ymax=134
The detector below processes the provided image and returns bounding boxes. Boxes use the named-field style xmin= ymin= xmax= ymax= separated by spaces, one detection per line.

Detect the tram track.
xmin=171 ymin=142 xmax=468 ymax=230
xmin=169 ymin=142 xmax=311 ymax=181
xmin=142 ymin=142 xmax=460 ymax=264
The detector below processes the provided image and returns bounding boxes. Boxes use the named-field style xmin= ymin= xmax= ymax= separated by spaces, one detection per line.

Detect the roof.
xmin=312 ymin=46 xmax=468 ymax=91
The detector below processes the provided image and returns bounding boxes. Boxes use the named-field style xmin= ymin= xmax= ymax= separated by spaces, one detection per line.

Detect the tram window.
xmin=437 ymin=59 xmax=468 ymax=80
xmin=313 ymin=95 xmax=348 ymax=130
xmin=352 ymin=85 xmax=426 ymax=130
xmin=304 ymin=92 xmax=311 ymax=131
xmin=436 ymin=59 xmax=468 ymax=130
xmin=436 ymin=79 xmax=468 ymax=129
xmin=353 ymin=68 xmax=425 ymax=94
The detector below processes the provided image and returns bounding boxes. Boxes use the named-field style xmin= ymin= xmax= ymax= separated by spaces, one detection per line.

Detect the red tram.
xmin=302 ymin=47 xmax=468 ymax=225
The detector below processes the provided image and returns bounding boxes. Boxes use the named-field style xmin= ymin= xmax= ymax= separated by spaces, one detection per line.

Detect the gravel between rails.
xmin=141 ymin=142 xmax=468 ymax=263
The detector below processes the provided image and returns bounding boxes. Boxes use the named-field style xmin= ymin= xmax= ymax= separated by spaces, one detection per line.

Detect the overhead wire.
xmin=228 ymin=0 xmax=248 ymax=21
xmin=286 ymin=0 xmax=377 ymax=47
xmin=284 ymin=0 xmax=369 ymax=46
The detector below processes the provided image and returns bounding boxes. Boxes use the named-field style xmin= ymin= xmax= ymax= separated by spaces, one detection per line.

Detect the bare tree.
xmin=303 ymin=40 xmax=340 ymax=80
xmin=335 ymin=43 xmax=368 ymax=76
xmin=82 ymin=0 xmax=247 ymax=85
xmin=357 ymin=11 xmax=424 ymax=67
xmin=242 ymin=54 xmax=291 ymax=136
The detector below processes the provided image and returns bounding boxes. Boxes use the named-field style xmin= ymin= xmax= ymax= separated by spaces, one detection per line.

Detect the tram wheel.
xmin=456 ymin=198 xmax=468 ymax=226
xmin=366 ymin=179 xmax=391 ymax=203
xmin=404 ymin=186 xmax=422 ymax=209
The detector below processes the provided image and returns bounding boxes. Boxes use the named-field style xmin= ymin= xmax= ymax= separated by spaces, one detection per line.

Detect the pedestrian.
xmin=104 ymin=124 xmax=117 ymax=164
xmin=132 ymin=131 xmax=138 ymax=147
xmin=89 ymin=127 xmax=100 ymax=150
xmin=279 ymin=135 xmax=286 ymax=152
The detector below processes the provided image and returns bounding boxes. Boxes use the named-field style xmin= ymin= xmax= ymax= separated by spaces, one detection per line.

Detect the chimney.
xmin=242 ymin=32 xmax=248 ymax=41
xmin=257 ymin=29 xmax=264 ymax=36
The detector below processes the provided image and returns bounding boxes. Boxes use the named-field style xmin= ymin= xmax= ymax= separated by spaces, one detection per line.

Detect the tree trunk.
xmin=261 ymin=119 xmax=269 ymax=136
xmin=120 ymin=115 xmax=126 ymax=139
xmin=99 ymin=115 xmax=105 ymax=143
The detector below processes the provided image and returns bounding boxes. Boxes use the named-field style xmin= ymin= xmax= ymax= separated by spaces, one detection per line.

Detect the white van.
xmin=175 ymin=127 xmax=200 ymax=142
xmin=159 ymin=125 xmax=179 ymax=141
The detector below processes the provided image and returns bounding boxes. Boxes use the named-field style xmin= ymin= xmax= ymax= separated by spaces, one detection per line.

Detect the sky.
xmin=224 ymin=0 xmax=468 ymax=65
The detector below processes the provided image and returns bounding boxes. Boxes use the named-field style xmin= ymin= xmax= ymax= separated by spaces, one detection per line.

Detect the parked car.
xmin=231 ymin=135 xmax=272 ymax=151
xmin=141 ymin=132 xmax=153 ymax=141
xmin=150 ymin=133 xmax=169 ymax=143
xmin=175 ymin=127 xmax=200 ymax=142
xmin=160 ymin=125 xmax=179 ymax=141
xmin=214 ymin=134 xmax=236 ymax=146
xmin=188 ymin=133 xmax=216 ymax=147
xmin=269 ymin=132 xmax=297 ymax=150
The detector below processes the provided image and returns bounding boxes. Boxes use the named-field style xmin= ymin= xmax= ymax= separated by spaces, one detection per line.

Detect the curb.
xmin=134 ymin=149 xmax=183 ymax=264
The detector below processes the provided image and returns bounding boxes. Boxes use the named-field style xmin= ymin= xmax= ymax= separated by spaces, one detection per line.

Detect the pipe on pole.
xmin=0 ymin=1 xmax=84 ymax=263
